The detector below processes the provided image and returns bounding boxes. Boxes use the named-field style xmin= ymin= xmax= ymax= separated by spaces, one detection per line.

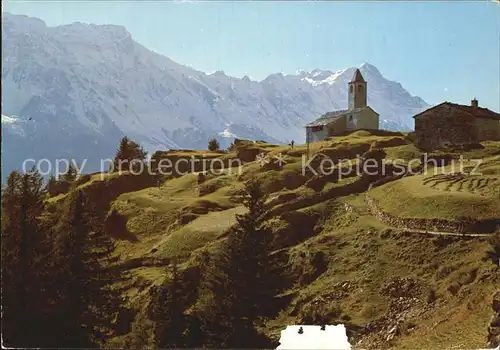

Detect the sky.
xmin=3 ymin=1 xmax=500 ymax=110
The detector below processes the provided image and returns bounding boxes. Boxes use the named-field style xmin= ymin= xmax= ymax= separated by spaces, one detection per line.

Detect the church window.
xmin=358 ymin=85 xmax=362 ymax=92
xmin=350 ymin=85 xmax=353 ymax=93
xmin=348 ymin=115 xmax=353 ymax=122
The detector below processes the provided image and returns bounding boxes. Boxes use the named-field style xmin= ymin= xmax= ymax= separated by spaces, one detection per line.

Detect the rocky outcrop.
xmin=487 ymin=291 xmax=500 ymax=348
xmin=353 ymin=277 xmax=428 ymax=348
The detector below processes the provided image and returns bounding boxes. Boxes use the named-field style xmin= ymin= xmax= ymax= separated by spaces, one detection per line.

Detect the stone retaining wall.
xmin=365 ymin=195 xmax=497 ymax=234
xmin=367 ymin=196 xmax=465 ymax=233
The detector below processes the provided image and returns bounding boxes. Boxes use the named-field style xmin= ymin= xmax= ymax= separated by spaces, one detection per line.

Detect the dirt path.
xmin=392 ymin=227 xmax=491 ymax=238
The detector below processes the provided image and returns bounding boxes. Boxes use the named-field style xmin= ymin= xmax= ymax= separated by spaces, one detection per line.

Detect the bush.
xmin=74 ymin=174 xmax=92 ymax=187
xmin=405 ymin=132 xmax=417 ymax=144
xmin=447 ymin=282 xmax=460 ymax=295
xmin=488 ymin=230 xmax=500 ymax=266
xmin=208 ymin=138 xmax=220 ymax=152
xmin=47 ymin=178 xmax=71 ymax=197
xmin=427 ymin=288 xmax=437 ymax=304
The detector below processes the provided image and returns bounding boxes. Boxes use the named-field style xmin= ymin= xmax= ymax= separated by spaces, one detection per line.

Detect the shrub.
xmin=488 ymin=229 xmax=500 ymax=266
xmin=427 ymin=288 xmax=437 ymax=304
xmin=46 ymin=178 xmax=71 ymax=197
xmin=405 ymin=132 xmax=417 ymax=144
xmin=74 ymin=174 xmax=92 ymax=187
xmin=208 ymin=138 xmax=220 ymax=152
xmin=447 ymin=282 xmax=460 ymax=295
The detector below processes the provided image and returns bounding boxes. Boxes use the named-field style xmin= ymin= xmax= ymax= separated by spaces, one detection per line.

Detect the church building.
xmin=305 ymin=69 xmax=379 ymax=142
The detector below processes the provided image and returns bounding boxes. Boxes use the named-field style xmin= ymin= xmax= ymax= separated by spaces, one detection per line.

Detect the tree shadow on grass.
xmin=105 ymin=209 xmax=139 ymax=242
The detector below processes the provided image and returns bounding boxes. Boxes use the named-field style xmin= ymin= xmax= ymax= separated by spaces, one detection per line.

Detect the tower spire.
xmin=348 ymin=69 xmax=367 ymax=109
xmin=351 ymin=69 xmax=365 ymax=83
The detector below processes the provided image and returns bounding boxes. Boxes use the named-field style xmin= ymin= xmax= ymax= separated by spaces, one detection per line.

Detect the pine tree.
xmin=62 ymin=162 xmax=79 ymax=182
xmin=1 ymin=169 xmax=48 ymax=347
xmin=113 ymin=136 xmax=147 ymax=172
xmin=197 ymin=179 xmax=275 ymax=348
xmin=56 ymin=190 xmax=125 ymax=347
xmin=208 ymin=137 xmax=220 ymax=152
xmin=151 ymin=260 xmax=188 ymax=348
xmin=46 ymin=173 xmax=58 ymax=196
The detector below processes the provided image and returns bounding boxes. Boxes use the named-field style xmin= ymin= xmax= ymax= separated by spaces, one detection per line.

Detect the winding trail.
xmin=389 ymin=227 xmax=491 ymax=238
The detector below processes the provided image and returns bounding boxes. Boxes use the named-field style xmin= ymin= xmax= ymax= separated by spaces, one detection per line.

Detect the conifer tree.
xmin=151 ymin=260 xmax=188 ymax=348
xmin=46 ymin=173 xmax=58 ymax=196
xmin=113 ymin=136 xmax=147 ymax=172
xmin=62 ymin=162 xmax=79 ymax=182
xmin=208 ymin=137 xmax=220 ymax=152
xmin=1 ymin=169 xmax=48 ymax=347
xmin=197 ymin=179 xmax=275 ymax=348
xmin=56 ymin=190 xmax=125 ymax=347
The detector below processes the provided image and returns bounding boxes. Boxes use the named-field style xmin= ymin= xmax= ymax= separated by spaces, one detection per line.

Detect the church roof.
xmin=413 ymin=102 xmax=500 ymax=121
xmin=350 ymin=69 xmax=365 ymax=83
xmin=306 ymin=106 xmax=377 ymax=127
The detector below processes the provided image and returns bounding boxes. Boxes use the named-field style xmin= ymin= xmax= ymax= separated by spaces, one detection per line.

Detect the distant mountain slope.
xmin=1 ymin=13 xmax=429 ymax=175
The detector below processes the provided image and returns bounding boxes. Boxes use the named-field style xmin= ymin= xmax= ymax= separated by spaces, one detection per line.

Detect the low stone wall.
xmin=365 ymin=195 xmax=481 ymax=234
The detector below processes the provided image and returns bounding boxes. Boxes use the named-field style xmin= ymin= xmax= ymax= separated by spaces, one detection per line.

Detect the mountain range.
xmin=1 ymin=13 xmax=430 ymax=176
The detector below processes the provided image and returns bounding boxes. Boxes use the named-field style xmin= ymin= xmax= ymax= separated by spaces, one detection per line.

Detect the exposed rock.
xmin=487 ymin=291 xmax=500 ymax=347
xmin=380 ymin=277 xmax=422 ymax=299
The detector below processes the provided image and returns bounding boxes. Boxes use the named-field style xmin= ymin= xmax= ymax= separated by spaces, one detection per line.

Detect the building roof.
xmin=306 ymin=106 xmax=377 ymax=127
xmin=413 ymin=102 xmax=500 ymax=121
xmin=350 ymin=69 xmax=365 ymax=83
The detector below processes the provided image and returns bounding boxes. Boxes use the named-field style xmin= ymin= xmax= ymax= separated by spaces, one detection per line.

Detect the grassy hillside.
xmin=368 ymin=156 xmax=500 ymax=222
xmin=47 ymin=132 xmax=500 ymax=349
xmin=267 ymin=195 xmax=498 ymax=348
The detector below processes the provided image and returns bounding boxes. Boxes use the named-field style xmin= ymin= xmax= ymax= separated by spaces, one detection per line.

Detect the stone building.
xmin=305 ymin=69 xmax=379 ymax=142
xmin=413 ymin=99 xmax=500 ymax=151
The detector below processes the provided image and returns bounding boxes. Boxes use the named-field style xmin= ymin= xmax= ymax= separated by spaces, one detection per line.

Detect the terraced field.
xmin=369 ymin=156 xmax=500 ymax=222
xmin=423 ymin=173 xmax=500 ymax=197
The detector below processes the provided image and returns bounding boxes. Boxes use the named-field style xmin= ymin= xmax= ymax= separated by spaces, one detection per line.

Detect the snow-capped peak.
xmin=359 ymin=62 xmax=382 ymax=77
xmin=2 ymin=12 xmax=430 ymax=177
xmin=210 ymin=70 xmax=226 ymax=77
xmin=300 ymin=68 xmax=349 ymax=87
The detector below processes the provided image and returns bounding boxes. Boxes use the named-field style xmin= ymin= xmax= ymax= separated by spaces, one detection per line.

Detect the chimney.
xmin=471 ymin=98 xmax=478 ymax=107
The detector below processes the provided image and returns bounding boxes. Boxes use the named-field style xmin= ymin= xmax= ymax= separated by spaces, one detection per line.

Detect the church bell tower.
xmin=348 ymin=69 xmax=367 ymax=109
